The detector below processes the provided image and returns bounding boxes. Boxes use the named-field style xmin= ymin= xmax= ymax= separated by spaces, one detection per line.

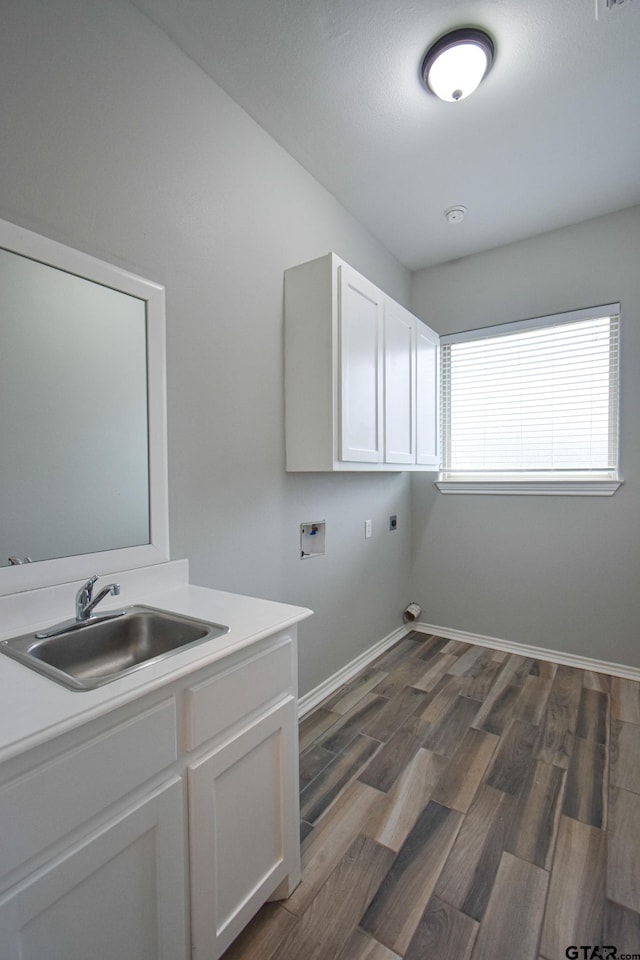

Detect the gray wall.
xmin=2 ymin=1 xmax=638 ymax=693
xmin=410 ymin=206 xmax=640 ymax=668
xmin=0 ymin=0 xmax=412 ymax=696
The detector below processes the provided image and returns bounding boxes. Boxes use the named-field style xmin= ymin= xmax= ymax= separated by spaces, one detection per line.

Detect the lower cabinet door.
xmin=0 ymin=778 xmax=187 ymax=960
xmin=188 ymin=698 xmax=300 ymax=960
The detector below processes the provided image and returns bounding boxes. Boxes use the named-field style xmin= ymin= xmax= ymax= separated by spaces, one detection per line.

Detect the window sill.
xmin=435 ymin=478 xmax=623 ymax=497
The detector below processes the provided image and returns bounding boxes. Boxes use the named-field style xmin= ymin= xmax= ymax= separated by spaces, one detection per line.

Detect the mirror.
xmin=0 ymin=217 xmax=169 ymax=596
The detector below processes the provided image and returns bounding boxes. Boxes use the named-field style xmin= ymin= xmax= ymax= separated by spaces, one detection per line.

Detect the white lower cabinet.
xmin=188 ymin=698 xmax=299 ymax=959
xmin=0 ymin=629 xmax=301 ymax=960
xmin=0 ymin=779 xmax=187 ymax=960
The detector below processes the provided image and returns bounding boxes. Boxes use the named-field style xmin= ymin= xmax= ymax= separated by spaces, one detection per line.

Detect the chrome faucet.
xmin=75 ymin=575 xmax=121 ymax=621
xmin=34 ymin=575 xmax=124 ymax=639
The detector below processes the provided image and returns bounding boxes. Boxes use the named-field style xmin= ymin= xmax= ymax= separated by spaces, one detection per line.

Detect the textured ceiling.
xmin=131 ymin=0 xmax=640 ymax=270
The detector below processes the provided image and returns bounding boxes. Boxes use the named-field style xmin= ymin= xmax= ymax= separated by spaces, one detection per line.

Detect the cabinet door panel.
xmin=188 ymin=699 xmax=299 ymax=959
xmin=0 ymin=779 xmax=186 ymax=960
xmin=416 ymin=321 xmax=440 ymax=467
xmin=338 ymin=264 xmax=383 ymax=462
xmin=384 ymin=300 xmax=416 ymax=463
xmin=186 ymin=637 xmax=293 ymax=750
xmin=0 ymin=698 xmax=177 ymax=884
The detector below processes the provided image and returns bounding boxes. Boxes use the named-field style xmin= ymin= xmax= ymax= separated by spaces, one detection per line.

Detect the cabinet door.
xmin=188 ymin=699 xmax=299 ymax=959
xmin=384 ymin=300 xmax=416 ymax=463
xmin=0 ymin=779 xmax=187 ymax=960
xmin=416 ymin=320 xmax=440 ymax=467
xmin=338 ymin=263 xmax=384 ymax=462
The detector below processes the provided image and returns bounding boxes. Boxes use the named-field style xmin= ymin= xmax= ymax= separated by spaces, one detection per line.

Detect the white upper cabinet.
xmin=384 ymin=299 xmax=417 ymax=464
xmin=284 ymin=252 xmax=439 ymax=471
xmin=339 ymin=263 xmax=384 ymax=463
xmin=416 ymin=321 xmax=440 ymax=467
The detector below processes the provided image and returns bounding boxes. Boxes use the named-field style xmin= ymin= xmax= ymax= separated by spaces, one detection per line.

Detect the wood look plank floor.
xmin=221 ymin=632 xmax=640 ymax=960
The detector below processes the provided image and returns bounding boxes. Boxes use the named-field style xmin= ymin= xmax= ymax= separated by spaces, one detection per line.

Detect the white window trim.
xmin=435 ymin=478 xmax=622 ymax=496
xmin=437 ymin=304 xmax=622 ymax=497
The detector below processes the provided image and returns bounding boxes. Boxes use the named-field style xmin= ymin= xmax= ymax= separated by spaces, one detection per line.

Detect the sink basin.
xmin=0 ymin=606 xmax=229 ymax=691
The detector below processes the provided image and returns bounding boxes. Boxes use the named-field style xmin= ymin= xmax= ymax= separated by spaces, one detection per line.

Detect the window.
xmin=437 ymin=304 xmax=621 ymax=495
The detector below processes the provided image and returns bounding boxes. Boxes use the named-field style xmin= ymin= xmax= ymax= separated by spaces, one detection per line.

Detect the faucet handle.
xmin=83 ymin=574 xmax=99 ymax=594
xmin=76 ymin=574 xmax=99 ymax=605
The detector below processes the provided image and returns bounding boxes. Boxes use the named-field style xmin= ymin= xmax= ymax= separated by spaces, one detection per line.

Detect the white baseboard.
xmin=297 ymin=624 xmax=409 ymax=718
xmin=298 ymin=619 xmax=640 ymax=719
xmin=415 ymin=621 xmax=640 ymax=683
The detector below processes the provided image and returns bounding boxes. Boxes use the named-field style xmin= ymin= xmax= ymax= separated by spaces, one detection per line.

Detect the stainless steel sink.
xmin=0 ymin=606 xmax=229 ymax=691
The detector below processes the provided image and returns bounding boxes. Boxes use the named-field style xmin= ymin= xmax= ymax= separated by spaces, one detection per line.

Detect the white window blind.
xmin=440 ymin=305 xmax=620 ymax=484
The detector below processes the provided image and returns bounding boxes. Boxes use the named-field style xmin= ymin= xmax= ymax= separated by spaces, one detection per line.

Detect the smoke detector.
xmin=444 ymin=205 xmax=468 ymax=224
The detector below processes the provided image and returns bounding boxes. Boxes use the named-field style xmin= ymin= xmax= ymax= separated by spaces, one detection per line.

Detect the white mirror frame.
xmin=0 ymin=217 xmax=169 ymax=596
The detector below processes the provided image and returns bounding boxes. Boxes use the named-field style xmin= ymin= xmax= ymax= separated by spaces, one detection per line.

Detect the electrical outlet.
xmin=364 ymin=519 xmax=372 ymax=539
xmin=389 ymin=515 xmax=398 ymax=531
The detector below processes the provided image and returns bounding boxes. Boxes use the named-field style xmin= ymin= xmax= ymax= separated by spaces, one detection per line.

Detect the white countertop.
xmin=0 ymin=562 xmax=312 ymax=765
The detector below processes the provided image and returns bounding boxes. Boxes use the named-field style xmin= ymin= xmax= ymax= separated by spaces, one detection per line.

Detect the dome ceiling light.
xmin=421 ymin=28 xmax=495 ymax=102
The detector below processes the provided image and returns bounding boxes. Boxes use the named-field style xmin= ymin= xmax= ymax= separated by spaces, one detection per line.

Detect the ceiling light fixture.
xmin=421 ymin=28 xmax=494 ymax=102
